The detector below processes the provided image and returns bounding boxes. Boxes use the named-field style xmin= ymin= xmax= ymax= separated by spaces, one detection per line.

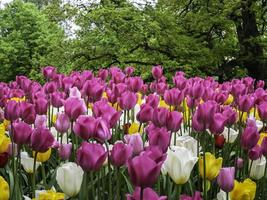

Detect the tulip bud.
xmin=119 ymin=91 xmax=137 ymax=110
xmin=30 ymin=127 xmax=54 ymax=153
xmin=95 ymin=118 xmax=111 ymax=142
xmin=98 ymin=69 xmax=109 ymax=81
xmin=50 ymin=92 xmax=65 ymax=108
xmin=42 ymin=66 xmax=57 ymax=79
xmin=110 ymin=142 xmax=133 ymax=167
xmin=137 ymin=104 xmax=153 ymax=123
xmin=4 ymin=100 xmax=20 ymax=121
xmin=55 ymin=113 xmax=70 ymax=134
xmin=166 ymin=111 xmax=183 ymax=132
xmin=214 ymin=134 xmax=226 ymax=149
xmin=217 ymin=167 xmax=235 ymax=192
xmin=152 ymin=107 xmax=169 ymax=127
xmin=235 ymin=158 xmax=244 ymax=169
xmin=152 ymin=65 xmax=163 ymax=80
xmin=58 ymin=143 xmax=72 ymax=160
xmin=64 ymin=97 xmax=87 ymax=121
xmin=127 ymin=77 xmax=143 ymax=93
xmin=12 ymin=121 xmax=33 ymax=145
xmin=241 ymin=120 xmax=259 ymax=150
xmin=238 ymin=95 xmax=254 ymax=112
xmin=124 ymin=66 xmax=135 ymax=76
xmin=73 ymin=115 xmax=96 ymax=140
xmin=56 ymin=162 xmax=84 ymax=197
xmin=34 ymin=98 xmax=48 ymax=115
xmin=248 ymin=145 xmax=262 ymax=160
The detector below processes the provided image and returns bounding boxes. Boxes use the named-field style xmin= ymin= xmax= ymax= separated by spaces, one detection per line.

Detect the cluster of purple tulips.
xmin=0 ymin=65 xmax=267 ymax=200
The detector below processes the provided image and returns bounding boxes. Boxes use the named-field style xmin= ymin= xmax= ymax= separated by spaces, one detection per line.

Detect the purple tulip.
xmin=235 ymin=158 xmax=244 ymax=169
xmin=51 ymin=92 xmax=65 ymax=108
xmin=256 ymin=80 xmax=265 ymax=89
xmin=217 ymin=167 xmax=235 ymax=192
xmin=189 ymin=82 xmax=204 ymax=99
xmin=258 ymin=101 xmax=267 ymax=120
xmin=114 ymin=83 xmax=128 ymax=98
xmin=142 ymin=146 xmax=166 ymax=164
xmin=209 ymin=113 xmax=226 ymax=134
xmin=44 ymin=81 xmax=57 ymax=94
xmin=202 ymin=88 xmax=215 ymax=102
xmin=64 ymin=97 xmax=86 ymax=121
xmin=82 ymin=80 xmax=104 ymax=102
xmin=166 ymin=111 xmax=183 ymax=132
xmin=180 ymin=191 xmax=203 ymax=200
xmin=119 ymin=91 xmax=137 ymax=110
xmin=98 ymin=69 xmax=109 ymax=81
xmin=127 ymin=77 xmax=143 ymax=93
xmin=141 ymin=84 xmax=148 ymax=95
xmin=154 ymin=82 xmax=168 ymax=96
xmin=173 ymin=75 xmax=187 ymax=90
xmin=124 ymin=134 xmax=143 ymax=155
xmin=4 ymin=100 xmax=20 ymax=121
xmin=261 ymin=137 xmax=267 ymax=157
xmin=145 ymin=94 xmax=160 ymax=108
xmin=152 ymin=65 xmax=163 ymax=80
xmin=110 ymin=142 xmax=133 ymax=167
xmin=12 ymin=121 xmax=33 ymax=145
xmin=164 ymin=88 xmax=184 ymax=106
xmin=34 ymin=115 xmax=47 ymax=128
xmin=34 ymin=98 xmax=48 ymax=115
xmin=152 ymin=107 xmax=169 ymax=127
xmin=30 ymin=127 xmax=55 ymax=152
xmin=94 ymin=118 xmax=111 ymax=142
xmin=42 ymin=66 xmax=57 ymax=79
xmin=76 ymin=142 xmax=107 ymax=171
xmin=147 ymin=125 xmax=170 ymax=153
xmin=248 ymin=145 xmax=262 ymax=160
xmin=238 ymin=95 xmax=254 ymax=112
xmin=124 ymin=66 xmax=135 ymax=76
xmin=20 ymin=102 xmax=36 ymax=124
xmin=126 ymin=187 xmax=167 ymax=200
xmin=222 ymin=106 xmax=237 ymax=126
xmin=62 ymin=77 xmax=74 ymax=92
xmin=137 ymin=104 xmax=153 ymax=123
xmin=231 ymin=83 xmax=246 ymax=97
xmin=73 ymin=115 xmax=96 ymax=140
xmin=241 ymin=119 xmax=259 ymax=150
xmin=55 ymin=113 xmax=70 ymax=134
xmin=58 ymin=143 xmax=72 ymax=160
xmin=127 ymin=153 xmax=163 ymax=187
xmin=214 ymin=92 xmax=228 ymax=104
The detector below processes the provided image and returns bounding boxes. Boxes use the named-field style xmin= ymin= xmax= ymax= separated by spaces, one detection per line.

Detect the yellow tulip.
xmin=102 ymin=92 xmax=108 ymax=99
xmin=128 ymin=122 xmax=143 ymax=135
xmin=0 ymin=176 xmax=9 ymax=200
xmin=225 ymin=94 xmax=234 ymax=105
xmin=52 ymin=115 xmax=57 ymax=125
xmin=33 ymin=148 xmax=52 ymax=162
xmin=236 ymin=110 xmax=248 ymax=122
xmin=137 ymin=93 xmax=143 ymax=105
xmin=3 ymin=120 xmax=10 ymax=131
xmin=9 ymin=96 xmax=25 ymax=103
xmin=230 ymin=179 xmax=256 ymax=200
xmin=199 ymin=152 xmax=223 ymax=181
xmin=0 ymin=124 xmax=5 ymax=135
xmin=159 ymin=100 xmax=174 ymax=111
xmin=249 ymin=108 xmax=260 ymax=120
xmin=0 ymin=134 xmax=10 ymax=154
xmin=110 ymin=102 xmax=121 ymax=111
xmin=39 ymin=190 xmax=64 ymax=200
xmin=258 ymin=133 xmax=267 ymax=145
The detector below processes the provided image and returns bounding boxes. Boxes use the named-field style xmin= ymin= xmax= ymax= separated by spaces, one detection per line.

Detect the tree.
xmin=0 ymin=0 xmax=66 ymax=82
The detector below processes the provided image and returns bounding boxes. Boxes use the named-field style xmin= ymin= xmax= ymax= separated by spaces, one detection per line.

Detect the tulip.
xmin=21 ymin=151 xmax=41 ymax=173
xmin=95 ymin=118 xmax=111 ymax=142
xmin=56 ymin=162 xmax=84 ymax=197
xmin=235 ymin=158 xmax=244 ymax=169
xmin=217 ymin=167 xmax=235 ymax=192
xmin=0 ymin=176 xmax=9 ymax=200
xmin=164 ymin=146 xmax=198 ymax=184
xmin=127 ymin=77 xmax=143 ymax=93
xmin=42 ymin=66 xmax=57 ymax=79
xmin=33 ymin=148 xmax=51 ymax=162
xmin=0 ymin=152 xmax=8 ymax=168
xmin=256 ymin=80 xmax=265 ymax=88
xmin=174 ymin=136 xmax=198 ymax=157
xmin=230 ymin=179 xmax=256 ymax=200
xmin=50 ymin=92 xmax=65 ymax=108
xmin=258 ymin=101 xmax=267 ymax=120
xmin=222 ymin=127 xmax=238 ymax=143
xmin=214 ymin=134 xmax=226 ymax=149
xmin=222 ymin=106 xmax=237 ymax=126
xmin=199 ymin=152 xmax=223 ymax=180
xmin=241 ymin=120 xmax=259 ymax=150
xmin=58 ymin=143 xmax=72 ymax=160
xmin=143 ymin=146 xmax=167 ymax=164
xmin=146 ymin=94 xmax=160 ymax=108
xmin=180 ymin=191 xmax=202 ymax=200
xmin=126 ymin=187 xmax=167 ymax=200
xmin=163 ymin=88 xmax=184 ymax=106
xmin=152 ymin=107 xmax=169 ymax=127
xmin=249 ymin=156 xmax=266 ymax=180
xmin=119 ymin=91 xmax=137 ymax=110
xmin=69 ymin=87 xmax=81 ymax=98
xmin=124 ymin=134 xmax=143 ymax=155
xmin=34 ymin=114 xmax=47 ymax=128
xmin=152 ymin=65 xmax=163 ymax=80
xmin=20 ymin=102 xmax=36 ymax=124
xmin=98 ymin=69 xmax=109 ymax=81
xmin=137 ymin=104 xmax=153 ymax=123
xmin=64 ymin=97 xmax=86 ymax=121
xmin=261 ymin=137 xmax=267 ymax=156
xmin=0 ymin=134 xmax=10 ymax=154
xmin=166 ymin=111 xmax=183 ymax=132
xmin=189 ymin=82 xmax=204 ymax=99
xmin=147 ymin=126 xmax=170 ymax=153
xmin=125 ymin=66 xmax=135 ymax=76
xmin=238 ymin=95 xmax=254 ymax=113
xmin=82 ymin=80 xmax=104 ymax=102
xmin=12 ymin=121 xmax=33 ymax=145
xmin=73 ymin=115 xmax=96 ymax=140
xmin=173 ymin=75 xmax=187 ymax=90
xmin=34 ymin=98 xmax=48 ymax=115
xmin=76 ymin=142 xmax=107 ymax=171
xmin=248 ymin=145 xmax=262 ymax=160
xmin=4 ymin=100 xmax=20 ymax=121
xmin=127 ymin=154 xmax=163 ymax=187
xmin=55 ymin=113 xmax=70 ymax=134
xmin=30 ymin=127 xmax=54 ymax=153
xmin=110 ymin=142 xmax=133 ymax=167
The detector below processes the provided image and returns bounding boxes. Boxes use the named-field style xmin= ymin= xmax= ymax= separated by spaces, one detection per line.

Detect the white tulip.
xmin=217 ymin=190 xmax=231 ymax=200
xmin=173 ymin=135 xmax=199 ymax=157
xmin=222 ymin=127 xmax=238 ymax=143
xmin=56 ymin=162 xmax=84 ymax=197
xmin=164 ymin=146 xmax=198 ymax=184
xmin=21 ymin=152 xmax=41 ymax=173
xmin=249 ymin=156 xmax=266 ymax=180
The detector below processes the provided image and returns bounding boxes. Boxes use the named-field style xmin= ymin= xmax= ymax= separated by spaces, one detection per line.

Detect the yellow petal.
xmin=0 ymin=134 xmax=10 ymax=153
xmin=0 ymin=176 xmax=10 ymax=200
xmin=128 ymin=122 xmax=143 ymax=135
xmin=33 ymin=148 xmax=52 ymax=162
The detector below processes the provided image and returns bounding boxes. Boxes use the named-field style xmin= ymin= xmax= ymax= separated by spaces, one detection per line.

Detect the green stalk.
xmin=32 ymin=152 xmax=38 ymax=198
xmin=41 ymin=164 xmax=48 ymax=189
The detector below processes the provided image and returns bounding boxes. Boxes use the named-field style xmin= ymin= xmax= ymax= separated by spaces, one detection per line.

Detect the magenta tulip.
xmin=127 ymin=77 xmax=143 ymax=93
xmin=152 ymin=107 xmax=169 ymax=127
xmin=20 ymin=102 xmax=36 ymax=124
xmin=34 ymin=115 xmax=47 ymax=128
xmin=241 ymin=119 xmax=259 ymax=150
xmin=126 ymin=187 xmax=167 ymax=200
xmin=12 ymin=121 xmax=33 ymax=145
xmin=98 ymin=69 xmax=109 ymax=81
xmin=164 ymin=88 xmax=184 ymax=106
xmin=58 ymin=143 xmax=72 ymax=160
xmin=166 ymin=111 xmax=183 ymax=132
xmin=258 ymin=101 xmax=267 ymax=120
xmin=55 ymin=113 xmax=70 ymax=134
xmin=119 ymin=91 xmax=137 ymax=110
xmin=42 ymin=66 xmax=57 ymax=79
xmin=238 ymin=95 xmax=254 ymax=112
xmin=110 ymin=142 xmax=133 ymax=167
xmin=64 ymin=97 xmax=86 ymax=121
xmin=145 ymin=94 xmax=160 ymax=108
xmin=180 ymin=191 xmax=203 ymax=200
xmin=51 ymin=92 xmax=65 ymax=108
xmin=147 ymin=125 xmax=170 ymax=153
xmin=124 ymin=134 xmax=143 ymax=155
xmin=261 ymin=137 xmax=267 ymax=157
xmin=209 ymin=113 xmax=226 ymax=134
xmin=248 ymin=145 xmax=262 ymax=160
xmin=34 ymin=98 xmax=48 ymax=115
xmin=222 ymin=106 xmax=237 ymax=126
xmin=76 ymin=142 xmax=107 ymax=171
xmin=235 ymin=158 xmax=244 ymax=169
xmin=94 ymin=118 xmax=111 ymax=142
xmin=30 ymin=127 xmax=55 ymax=152
xmin=4 ymin=100 xmax=20 ymax=121
xmin=137 ymin=104 xmax=153 ymax=123
xmin=152 ymin=65 xmax=163 ymax=80
xmin=217 ymin=167 xmax=235 ymax=192
xmin=124 ymin=66 xmax=135 ymax=76
xmin=73 ymin=115 xmax=96 ymax=140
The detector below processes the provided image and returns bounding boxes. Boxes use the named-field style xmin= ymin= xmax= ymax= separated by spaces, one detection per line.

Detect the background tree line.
xmin=0 ymin=0 xmax=266 ymax=82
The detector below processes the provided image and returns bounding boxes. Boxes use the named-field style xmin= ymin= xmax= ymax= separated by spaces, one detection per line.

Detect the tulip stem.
xmin=104 ymin=140 xmax=112 ymax=200
xmin=140 ymin=187 xmax=144 ymax=200
xmin=41 ymin=164 xmax=48 ymax=189
xmin=226 ymin=192 xmax=229 ymax=200
xmin=116 ymin=167 xmax=120 ymax=199
xmin=32 ymin=152 xmax=38 ymax=198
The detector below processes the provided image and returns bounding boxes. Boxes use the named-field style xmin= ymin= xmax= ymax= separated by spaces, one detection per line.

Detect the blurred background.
xmin=0 ymin=0 xmax=266 ymax=82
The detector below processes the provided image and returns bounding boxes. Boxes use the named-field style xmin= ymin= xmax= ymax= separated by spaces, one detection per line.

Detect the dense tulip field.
xmin=0 ymin=66 xmax=267 ymax=200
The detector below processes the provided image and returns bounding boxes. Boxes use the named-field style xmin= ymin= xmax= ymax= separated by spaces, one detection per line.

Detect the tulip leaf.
xmin=120 ymin=171 xmax=134 ymax=193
